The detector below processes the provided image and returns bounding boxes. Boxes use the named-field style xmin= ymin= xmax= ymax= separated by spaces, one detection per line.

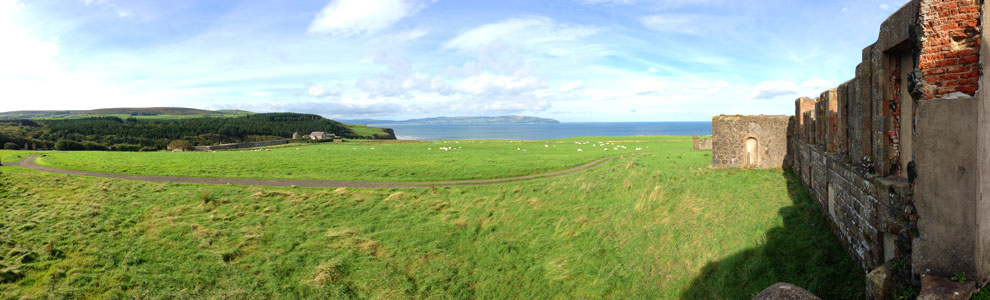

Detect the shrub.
xmin=82 ymin=142 xmax=109 ymax=151
xmin=138 ymin=146 xmax=158 ymax=152
xmin=54 ymin=140 xmax=85 ymax=151
xmin=167 ymin=140 xmax=195 ymax=151
xmin=3 ymin=142 xmax=19 ymax=150
xmin=110 ymin=144 xmax=143 ymax=152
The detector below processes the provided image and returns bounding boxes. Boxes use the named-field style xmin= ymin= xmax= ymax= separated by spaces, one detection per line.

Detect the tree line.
xmin=0 ymin=113 xmax=376 ymax=151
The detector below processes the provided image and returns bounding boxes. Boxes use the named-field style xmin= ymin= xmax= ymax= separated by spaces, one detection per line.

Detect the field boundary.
xmin=7 ymin=154 xmax=620 ymax=188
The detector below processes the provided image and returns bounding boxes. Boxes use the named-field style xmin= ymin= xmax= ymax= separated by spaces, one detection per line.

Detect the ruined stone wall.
xmin=783 ymin=0 xmax=987 ymax=295
xmin=711 ymin=115 xmax=789 ymax=169
xmin=692 ymin=136 xmax=712 ymax=150
xmin=192 ymin=139 xmax=290 ymax=151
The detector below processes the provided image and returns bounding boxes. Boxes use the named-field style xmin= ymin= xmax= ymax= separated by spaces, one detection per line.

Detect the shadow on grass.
xmin=680 ymin=169 xmax=865 ymax=299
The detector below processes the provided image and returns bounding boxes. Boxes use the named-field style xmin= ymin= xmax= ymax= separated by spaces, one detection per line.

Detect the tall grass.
xmin=0 ymin=138 xmax=863 ymax=299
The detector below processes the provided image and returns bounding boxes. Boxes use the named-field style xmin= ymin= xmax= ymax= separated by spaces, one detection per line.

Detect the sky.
xmin=1 ymin=0 xmax=910 ymax=122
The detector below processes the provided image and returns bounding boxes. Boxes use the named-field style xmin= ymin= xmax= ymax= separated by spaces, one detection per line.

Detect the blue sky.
xmin=1 ymin=0 xmax=909 ymax=121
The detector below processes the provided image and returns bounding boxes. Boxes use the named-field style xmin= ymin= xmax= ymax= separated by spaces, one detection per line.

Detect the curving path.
xmin=6 ymin=155 xmax=619 ymax=189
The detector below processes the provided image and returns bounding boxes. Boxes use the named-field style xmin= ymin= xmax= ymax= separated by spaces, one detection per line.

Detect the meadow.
xmin=29 ymin=136 xmax=689 ymax=182
xmin=0 ymin=137 xmax=864 ymax=299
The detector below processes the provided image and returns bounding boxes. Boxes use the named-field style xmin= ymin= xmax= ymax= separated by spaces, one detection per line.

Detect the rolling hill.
xmin=0 ymin=107 xmax=254 ymax=120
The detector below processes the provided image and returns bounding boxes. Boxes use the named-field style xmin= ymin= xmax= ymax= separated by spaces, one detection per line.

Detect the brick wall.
xmin=919 ymin=0 xmax=982 ymax=98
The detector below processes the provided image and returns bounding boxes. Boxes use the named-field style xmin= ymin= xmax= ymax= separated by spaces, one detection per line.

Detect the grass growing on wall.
xmin=0 ymin=137 xmax=863 ymax=299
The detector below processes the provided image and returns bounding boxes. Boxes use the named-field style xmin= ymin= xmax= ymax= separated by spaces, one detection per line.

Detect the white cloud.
xmin=306 ymin=83 xmax=342 ymax=97
xmin=800 ymin=79 xmax=832 ymax=91
xmin=752 ymin=80 xmax=799 ymax=100
xmin=646 ymin=67 xmax=658 ymax=73
xmin=443 ymin=16 xmax=599 ymax=54
xmin=357 ymin=73 xmax=446 ymax=97
xmin=455 ymin=72 xmax=547 ymax=95
xmin=879 ymin=4 xmax=890 ymax=10
xmin=640 ymin=14 xmax=724 ymax=35
xmin=79 ymin=0 xmax=132 ymax=18
xmin=749 ymin=79 xmax=832 ymax=100
xmin=0 ymin=2 xmax=59 ymax=80
xmin=0 ymin=1 xmax=163 ymax=110
xmin=307 ymin=0 xmax=431 ymax=36
xmin=580 ymin=0 xmax=724 ymax=7
xmin=559 ymin=80 xmax=584 ymax=93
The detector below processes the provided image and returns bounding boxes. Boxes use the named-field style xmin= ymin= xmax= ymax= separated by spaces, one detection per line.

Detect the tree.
xmin=167 ymin=140 xmax=195 ymax=151
xmin=54 ymin=140 xmax=85 ymax=151
xmin=3 ymin=142 xmax=18 ymax=150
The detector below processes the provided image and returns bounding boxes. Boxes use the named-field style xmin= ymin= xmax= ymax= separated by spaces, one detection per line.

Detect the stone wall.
xmin=780 ymin=0 xmax=988 ymax=296
xmin=692 ymin=136 xmax=712 ymax=150
xmin=711 ymin=3 xmax=986 ymax=293
xmin=193 ymin=139 xmax=290 ymax=151
xmin=913 ymin=97 xmax=981 ymax=280
xmin=711 ymin=115 xmax=789 ymax=169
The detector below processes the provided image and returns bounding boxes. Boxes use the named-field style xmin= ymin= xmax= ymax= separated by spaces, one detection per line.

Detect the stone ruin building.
xmin=713 ymin=0 xmax=990 ymax=298
xmin=711 ymin=115 xmax=789 ymax=169
xmin=692 ymin=136 xmax=712 ymax=150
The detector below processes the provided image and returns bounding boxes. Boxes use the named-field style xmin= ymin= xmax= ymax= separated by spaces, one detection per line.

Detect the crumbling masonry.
xmin=714 ymin=0 xmax=990 ymax=297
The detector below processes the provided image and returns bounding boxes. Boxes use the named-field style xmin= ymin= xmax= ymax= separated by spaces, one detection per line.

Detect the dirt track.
xmin=6 ymin=155 xmax=617 ymax=189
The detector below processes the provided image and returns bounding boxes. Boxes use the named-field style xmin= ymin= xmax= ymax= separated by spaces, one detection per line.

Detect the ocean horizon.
xmin=376 ymin=122 xmax=713 ymax=140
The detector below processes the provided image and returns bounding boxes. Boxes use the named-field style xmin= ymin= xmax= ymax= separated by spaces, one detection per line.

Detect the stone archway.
xmin=744 ymin=137 xmax=759 ymax=168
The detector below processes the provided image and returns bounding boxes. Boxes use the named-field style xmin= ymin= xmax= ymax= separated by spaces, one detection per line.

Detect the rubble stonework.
xmin=692 ymin=136 xmax=712 ymax=150
xmin=718 ymin=0 xmax=990 ymax=298
xmin=711 ymin=115 xmax=789 ymax=169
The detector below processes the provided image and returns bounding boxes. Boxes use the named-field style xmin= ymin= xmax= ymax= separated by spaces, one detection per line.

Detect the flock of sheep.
xmin=415 ymin=140 xmax=647 ymax=153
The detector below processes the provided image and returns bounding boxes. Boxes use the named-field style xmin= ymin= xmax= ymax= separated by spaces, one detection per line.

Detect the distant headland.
xmin=339 ymin=116 xmax=560 ymax=125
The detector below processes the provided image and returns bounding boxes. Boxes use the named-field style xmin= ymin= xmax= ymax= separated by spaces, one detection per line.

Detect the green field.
xmin=0 ymin=137 xmax=864 ymax=299
xmin=28 ymin=137 xmax=688 ymax=182
xmin=343 ymin=124 xmax=391 ymax=137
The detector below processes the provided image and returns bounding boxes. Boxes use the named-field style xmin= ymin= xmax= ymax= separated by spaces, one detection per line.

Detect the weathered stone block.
xmin=711 ymin=115 xmax=789 ymax=169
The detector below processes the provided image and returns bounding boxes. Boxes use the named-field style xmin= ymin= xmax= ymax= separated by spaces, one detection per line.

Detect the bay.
xmin=375 ymin=122 xmax=713 ymax=140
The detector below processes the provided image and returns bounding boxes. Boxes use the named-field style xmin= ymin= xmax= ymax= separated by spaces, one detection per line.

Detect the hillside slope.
xmin=0 ymin=113 xmax=395 ymax=151
xmin=0 ymin=107 xmax=254 ymax=120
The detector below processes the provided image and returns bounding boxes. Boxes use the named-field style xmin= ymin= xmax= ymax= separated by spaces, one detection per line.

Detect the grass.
xmin=0 ymin=151 xmax=45 ymax=164
xmin=0 ymin=137 xmax=864 ymax=299
xmin=28 ymin=136 xmax=689 ymax=182
xmin=344 ymin=124 xmax=390 ymax=137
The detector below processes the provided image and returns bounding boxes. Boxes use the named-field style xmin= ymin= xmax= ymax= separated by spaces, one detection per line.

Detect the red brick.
xmin=960 ymin=72 xmax=980 ymax=79
xmin=934 ymin=58 xmax=959 ymax=67
xmin=960 ymin=85 xmax=979 ymax=93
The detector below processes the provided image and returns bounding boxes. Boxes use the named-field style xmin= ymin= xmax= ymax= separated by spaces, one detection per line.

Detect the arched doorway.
xmin=744 ymin=137 xmax=759 ymax=167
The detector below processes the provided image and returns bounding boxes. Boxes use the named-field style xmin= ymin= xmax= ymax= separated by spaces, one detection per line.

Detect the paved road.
xmin=6 ymin=155 xmax=618 ymax=189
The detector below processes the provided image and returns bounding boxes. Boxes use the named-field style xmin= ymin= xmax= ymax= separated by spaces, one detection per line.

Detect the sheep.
xmin=577 ymin=149 xmax=583 ymax=152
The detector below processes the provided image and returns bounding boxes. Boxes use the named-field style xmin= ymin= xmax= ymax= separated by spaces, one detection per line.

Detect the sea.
xmin=374 ymin=122 xmax=713 ymax=140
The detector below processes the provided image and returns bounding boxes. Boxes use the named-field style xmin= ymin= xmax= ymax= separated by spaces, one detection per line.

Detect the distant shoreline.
xmin=384 ymin=121 xmax=713 ymax=141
